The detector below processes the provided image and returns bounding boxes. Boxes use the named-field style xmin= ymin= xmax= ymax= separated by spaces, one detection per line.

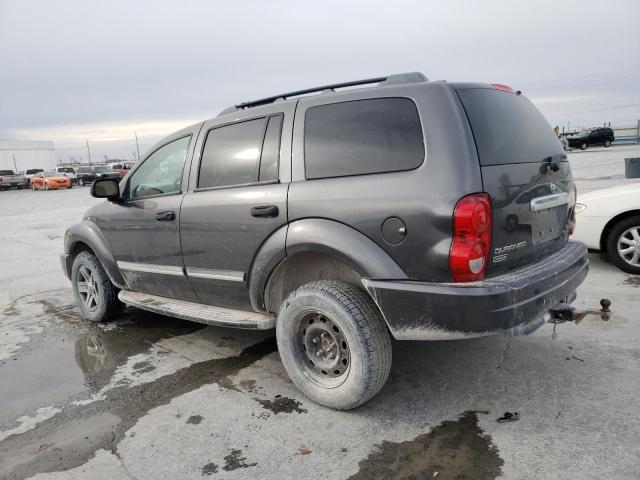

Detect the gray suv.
xmin=61 ymin=73 xmax=589 ymax=409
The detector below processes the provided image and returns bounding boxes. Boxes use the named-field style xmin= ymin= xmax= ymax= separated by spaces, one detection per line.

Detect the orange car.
xmin=31 ymin=171 xmax=72 ymax=190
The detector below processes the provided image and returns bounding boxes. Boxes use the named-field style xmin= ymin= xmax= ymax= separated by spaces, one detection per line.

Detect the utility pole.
xmin=86 ymin=140 xmax=92 ymax=164
xmin=12 ymin=154 xmax=18 ymax=171
xmin=134 ymin=132 xmax=140 ymax=161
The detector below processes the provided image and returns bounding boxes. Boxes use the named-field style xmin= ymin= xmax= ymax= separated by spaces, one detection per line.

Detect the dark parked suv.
xmin=567 ymin=127 xmax=614 ymax=150
xmin=76 ymin=165 xmax=120 ymax=186
xmin=61 ymin=73 xmax=591 ymax=409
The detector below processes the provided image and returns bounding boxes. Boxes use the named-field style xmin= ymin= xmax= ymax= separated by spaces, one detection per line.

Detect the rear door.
xmin=180 ymin=106 xmax=293 ymax=310
xmin=456 ymin=86 xmax=575 ymax=275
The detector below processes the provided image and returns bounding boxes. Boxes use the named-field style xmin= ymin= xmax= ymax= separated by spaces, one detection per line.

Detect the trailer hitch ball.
xmin=549 ymin=298 xmax=612 ymax=324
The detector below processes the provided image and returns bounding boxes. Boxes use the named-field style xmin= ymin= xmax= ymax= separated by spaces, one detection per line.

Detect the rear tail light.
xmin=449 ymin=193 xmax=493 ymax=282
xmin=569 ymin=184 xmax=577 ymax=236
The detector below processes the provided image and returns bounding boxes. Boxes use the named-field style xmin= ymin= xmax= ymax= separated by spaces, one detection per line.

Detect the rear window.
xmin=457 ymin=88 xmax=563 ymax=165
xmin=304 ymin=98 xmax=424 ymax=179
xmin=198 ymin=114 xmax=282 ymax=189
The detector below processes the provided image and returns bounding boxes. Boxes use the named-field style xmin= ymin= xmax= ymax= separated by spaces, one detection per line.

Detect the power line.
xmin=545 ymin=104 xmax=640 ymax=117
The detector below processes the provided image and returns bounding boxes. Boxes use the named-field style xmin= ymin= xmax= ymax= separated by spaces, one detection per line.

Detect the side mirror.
xmin=91 ymin=179 xmax=121 ymax=201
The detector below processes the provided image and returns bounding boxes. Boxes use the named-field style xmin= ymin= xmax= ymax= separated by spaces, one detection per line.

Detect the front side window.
xmin=127 ymin=136 xmax=190 ymax=199
xmin=198 ymin=115 xmax=282 ymax=189
xmin=304 ymin=98 xmax=424 ymax=179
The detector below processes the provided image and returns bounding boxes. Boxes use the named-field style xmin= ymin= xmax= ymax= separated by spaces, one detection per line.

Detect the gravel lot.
xmin=1 ymin=145 xmax=639 ymax=480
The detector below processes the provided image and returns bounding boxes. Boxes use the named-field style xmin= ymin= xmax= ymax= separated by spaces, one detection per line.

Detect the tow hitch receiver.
xmin=548 ymin=298 xmax=612 ymax=325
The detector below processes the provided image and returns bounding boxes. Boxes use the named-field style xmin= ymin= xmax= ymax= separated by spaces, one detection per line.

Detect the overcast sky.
xmin=1 ymin=0 xmax=639 ymax=162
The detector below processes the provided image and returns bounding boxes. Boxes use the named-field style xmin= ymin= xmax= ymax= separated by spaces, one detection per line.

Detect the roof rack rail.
xmin=229 ymin=72 xmax=428 ymax=112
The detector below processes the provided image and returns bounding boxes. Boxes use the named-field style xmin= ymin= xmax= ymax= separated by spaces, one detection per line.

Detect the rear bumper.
xmin=363 ymin=241 xmax=589 ymax=340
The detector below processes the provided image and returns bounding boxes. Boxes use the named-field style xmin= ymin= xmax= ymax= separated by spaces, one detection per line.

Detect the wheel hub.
xmin=617 ymin=226 xmax=640 ymax=267
xmin=299 ymin=313 xmax=349 ymax=379
xmin=77 ymin=265 xmax=99 ymax=311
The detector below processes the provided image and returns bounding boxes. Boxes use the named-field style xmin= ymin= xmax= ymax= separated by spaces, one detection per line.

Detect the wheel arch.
xmin=64 ymin=221 xmax=128 ymax=289
xmin=600 ymin=209 xmax=640 ymax=251
xmin=248 ymin=218 xmax=407 ymax=313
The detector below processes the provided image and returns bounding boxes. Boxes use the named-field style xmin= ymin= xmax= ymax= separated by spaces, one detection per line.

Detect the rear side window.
xmin=457 ymin=88 xmax=563 ymax=165
xmin=198 ymin=115 xmax=282 ymax=189
xmin=304 ymin=98 xmax=424 ymax=179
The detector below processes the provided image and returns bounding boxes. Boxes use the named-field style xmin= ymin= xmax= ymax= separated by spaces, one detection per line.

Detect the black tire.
xmin=276 ymin=280 xmax=392 ymax=410
xmin=604 ymin=139 xmax=612 ymax=147
xmin=606 ymin=215 xmax=640 ymax=275
xmin=79 ymin=177 xmax=85 ymax=186
xmin=580 ymin=142 xmax=588 ymax=150
xmin=71 ymin=251 xmax=124 ymax=322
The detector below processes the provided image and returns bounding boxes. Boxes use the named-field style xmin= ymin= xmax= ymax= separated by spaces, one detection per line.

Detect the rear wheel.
xmin=276 ymin=280 xmax=392 ymax=410
xmin=71 ymin=251 xmax=124 ymax=322
xmin=79 ymin=177 xmax=85 ymax=186
xmin=606 ymin=215 xmax=640 ymax=274
xmin=580 ymin=142 xmax=588 ymax=150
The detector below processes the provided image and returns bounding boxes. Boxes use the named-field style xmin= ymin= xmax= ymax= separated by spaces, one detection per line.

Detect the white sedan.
xmin=573 ymin=183 xmax=640 ymax=274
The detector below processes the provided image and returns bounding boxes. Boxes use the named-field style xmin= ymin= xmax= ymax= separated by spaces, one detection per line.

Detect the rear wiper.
xmin=541 ymin=154 xmax=566 ymax=173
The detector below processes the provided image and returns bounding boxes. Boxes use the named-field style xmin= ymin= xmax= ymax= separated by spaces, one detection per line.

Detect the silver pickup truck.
xmin=0 ymin=170 xmax=27 ymax=190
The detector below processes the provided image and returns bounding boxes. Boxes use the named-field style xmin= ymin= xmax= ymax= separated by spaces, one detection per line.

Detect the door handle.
xmin=250 ymin=205 xmax=279 ymax=218
xmin=155 ymin=210 xmax=176 ymax=221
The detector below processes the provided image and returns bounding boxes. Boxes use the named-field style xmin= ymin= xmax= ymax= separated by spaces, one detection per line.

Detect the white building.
xmin=0 ymin=140 xmax=56 ymax=172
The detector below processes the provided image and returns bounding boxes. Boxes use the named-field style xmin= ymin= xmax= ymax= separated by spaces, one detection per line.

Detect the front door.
xmin=180 ymin=110 xmax=292 ymax=310
xmin=104 ymin=133 xmax=198 ymax=301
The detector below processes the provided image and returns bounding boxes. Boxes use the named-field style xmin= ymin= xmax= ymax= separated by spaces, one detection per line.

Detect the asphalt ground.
xmin=1 ymin=145 xmax=639 ymax=479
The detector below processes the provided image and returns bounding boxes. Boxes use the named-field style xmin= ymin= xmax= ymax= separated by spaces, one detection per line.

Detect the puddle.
xmin=623 ymin=276 xmax=640 ymax=288
xmin=349 ymin=411 xmax=503 ymax=480
xmin=222 ymin=449 xmax=257 ymax=471
xmin=0 ymin=336 xmax=277 ymax=480
xmin=256 ymin=395 xmax=307 ymax=414
xmin=0 ymin=295 xmax=204 ymax=426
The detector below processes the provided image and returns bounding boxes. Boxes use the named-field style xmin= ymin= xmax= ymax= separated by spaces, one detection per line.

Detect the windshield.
xmin=58 ymin=167 xmax=75 ymax=173
xmin=44 ymin=171 xmax=59 ymax=176
xmin=94 ymin=166 xmax=113 ymax=173
xmin=27 ymin=169 xmax=43 ymax=174
xmin=0 ymin=170 xmax=14 ymax=175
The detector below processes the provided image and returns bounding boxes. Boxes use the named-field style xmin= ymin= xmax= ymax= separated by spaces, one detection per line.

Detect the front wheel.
xmin=71 ymin=251 xmax=124 ymax=322
xmin=276 ymin=280 xmax=392 ymax=410
xmin=604 ymin=139 xmax=612 ymax=147
xmin=606 ymin=216 xmax=640 ymax=275
xmin=79 ymin=177 xmax=85 ymax=186
xmin=580 ymin=142 xmax=588 ymax=150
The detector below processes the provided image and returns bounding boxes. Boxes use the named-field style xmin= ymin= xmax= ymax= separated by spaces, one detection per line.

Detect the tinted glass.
xmin=128 ymin=136 xmax=190 ymax=199
xmin=259 ymin=115 xmax=282 ymax=182
xmin=457 ymin=88 xmax=563 ymax=165
xmin=198 ymin=118 xmax=266 ymax=189
xmin=304 ymin=98 xmax=424 ymax=179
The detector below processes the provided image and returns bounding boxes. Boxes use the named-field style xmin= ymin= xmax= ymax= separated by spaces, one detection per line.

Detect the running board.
xmin=118 ymin=290 xmax=276 ymax=330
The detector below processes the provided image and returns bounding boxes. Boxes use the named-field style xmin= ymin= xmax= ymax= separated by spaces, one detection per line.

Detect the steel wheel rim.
xmin=617 ymin=226 xmax=640 ymax=267
xmin=296 ymin=311 xmax=351 ymax=388
xmin=77 ymin=265 xmax=100 ymax=311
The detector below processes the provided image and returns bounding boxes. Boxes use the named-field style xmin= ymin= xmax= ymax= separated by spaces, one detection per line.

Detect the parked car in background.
xmin=111 ymin=163 xmax=132 ymax=178
xmin=61 ymin=73 xmax=597 ymax=410
xmin=567 ymin=127 xmax=614 ymax=150
xmin=31 ymin=171 xmax=72 ymax=190
xmin=76 ymin=165 xmax=121 ymax=186
xmin=0 ymin=170 xmax=27 ymax=190
xmin=573 ymin=183 xmax=640 ymax=274
xmin=55 ymin=167 xmax=78 ymax=184
xmin=21 ymin=168 xmax=44 ymax=187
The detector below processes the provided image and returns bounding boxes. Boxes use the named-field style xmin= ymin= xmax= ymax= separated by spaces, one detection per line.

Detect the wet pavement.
xmin=1 ymin=146 xmax=640 ymax=480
